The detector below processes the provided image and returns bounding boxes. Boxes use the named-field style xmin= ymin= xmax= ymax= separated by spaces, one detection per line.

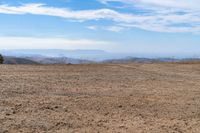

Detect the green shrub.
xmin=0 ymin=54 xmax=4 ymax=64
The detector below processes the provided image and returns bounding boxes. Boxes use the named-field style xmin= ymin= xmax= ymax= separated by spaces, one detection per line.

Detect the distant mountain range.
xmin=103 ymin=57 xmax=178 ymax=63
xmin=3 ymin=56 xmax=200 ymax=65
xmin=0 ymin=49 xmax=115 ymax=61
xmin=3 ymin=56 xmax=94 ymax=65
xmin=103 ymin=57 xmax=200 ymax=64
xmin=0 ymin=49 xmax=103 ymax=64
xmin=4 ymin=57 xmax=40 ymax=65
xmin=1 ymin=49 xmax=200 ymax=64
xmin=26 ymin=56 xmax=94 ymax=64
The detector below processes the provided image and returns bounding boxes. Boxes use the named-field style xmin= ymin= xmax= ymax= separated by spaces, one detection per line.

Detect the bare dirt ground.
xmin=0 ymin=63 xmax=200 ymax=133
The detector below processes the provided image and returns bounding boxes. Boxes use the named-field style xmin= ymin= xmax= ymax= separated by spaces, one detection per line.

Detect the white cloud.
xmin=0 ymin=37 xmax=113 ymax=50
xmin=99 ymin=0 xmax=200 ymax=33
xmin=105 ymin=26 xmax=125 ymax=32
xmin=0 ymin=3 xmax=128 ymax=21
xmin=0 ymin=2 xmax=200 ymax=33
xmin=86 ymin=25 xmax=98 ymax=30
xmin=86 ymin=25 xmax=125 ymax=32
xmin=98 ymin=0 xmax=200 ymax=10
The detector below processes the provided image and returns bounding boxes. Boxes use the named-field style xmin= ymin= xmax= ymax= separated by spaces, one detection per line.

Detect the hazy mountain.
xmin=26 ymin=57 xmax=94 ymax=64
xmin=103 ymin=57 xmax=181 ymax=63
xmin=3 ymin=56 xmax=94 ymax=65
xmin=1 ymin=49 xmax=200 ymax=64
xmin=4 ymin=57 xmax=40 ymax=65
xmin=0 ymin=49 xmax=111 ymax=61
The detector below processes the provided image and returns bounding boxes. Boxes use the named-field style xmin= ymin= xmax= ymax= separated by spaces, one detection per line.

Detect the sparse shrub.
xmin=0 ymin=54 xmax=4 ymax=64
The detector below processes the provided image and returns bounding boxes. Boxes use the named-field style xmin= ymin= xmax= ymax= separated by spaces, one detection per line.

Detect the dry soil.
xmin=0 ymin=63 xmax=200 ymax=133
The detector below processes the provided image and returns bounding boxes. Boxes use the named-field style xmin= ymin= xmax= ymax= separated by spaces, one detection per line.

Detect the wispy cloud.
xmin=0 ymin=2 xmax=200 ymax=33
xmin=86 ymin=25 xmax=125 ymax=32
xmin=0 ymin=37 xmax=112 ymax=50
xmin=104 ymin=26 xmax=125 ymax=32
xmin=98 ymin=0 xmax=200 ymax=10
xmin=0 ymin=3 xmax=127 ymax=21
xmin=99 ymin=0 xmax=200 ymax=33
xmin=86 ymin=25 xmax=98 ymax=30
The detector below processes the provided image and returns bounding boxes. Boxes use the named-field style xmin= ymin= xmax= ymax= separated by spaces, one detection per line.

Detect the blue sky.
xmin=0 ymin=0 xmax=200 ymax=57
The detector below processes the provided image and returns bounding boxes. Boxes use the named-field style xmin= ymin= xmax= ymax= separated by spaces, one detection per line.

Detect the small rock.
xmin=5 ymin=113 xmax=11 ymax=116
xmin=104 ymin=112 xmax=109 ymax=116
xmin=119 ymin=125 xmax=127 ymax=129
xmin=54 ymin=106 xmax=59 ymax=109
xmin=118 ymin=105 xmax=123 ymax=108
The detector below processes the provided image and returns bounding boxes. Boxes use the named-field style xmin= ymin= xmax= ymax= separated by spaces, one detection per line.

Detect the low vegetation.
xmin=0 ymin=54 xmax=4 ymax=64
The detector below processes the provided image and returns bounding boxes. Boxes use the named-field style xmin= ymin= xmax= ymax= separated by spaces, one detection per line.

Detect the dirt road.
xmin=0 ymin=63 xmax=200 ymax=132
